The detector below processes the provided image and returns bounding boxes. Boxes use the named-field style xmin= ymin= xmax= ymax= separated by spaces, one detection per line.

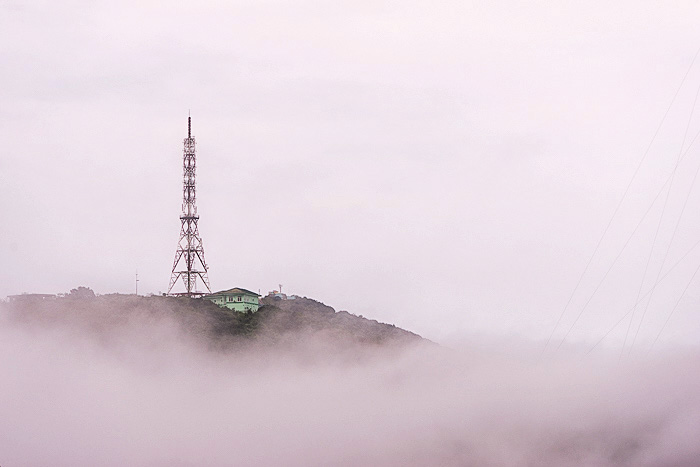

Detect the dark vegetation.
xmin=1 ymin=289 xmax=425 ymax=355
xmin=256 ymin=295 xmax=424 ymax=346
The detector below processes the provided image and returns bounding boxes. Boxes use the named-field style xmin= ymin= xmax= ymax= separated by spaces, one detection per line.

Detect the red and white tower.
xmin=167 ymin=116 xmax=211 ymax=297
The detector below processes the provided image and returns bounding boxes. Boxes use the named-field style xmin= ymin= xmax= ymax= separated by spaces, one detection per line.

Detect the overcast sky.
xmin=2 ymin=0 xmax=700 ymax=348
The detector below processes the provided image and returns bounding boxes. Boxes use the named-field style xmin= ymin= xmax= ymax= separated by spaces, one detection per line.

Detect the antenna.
xmin=135 ymin=270 xmax=139 ymax=296
xmin=167 ymin=115 xmax=211 ymax=297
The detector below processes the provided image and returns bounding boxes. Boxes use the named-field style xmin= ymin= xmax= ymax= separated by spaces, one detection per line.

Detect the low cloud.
xmin=1 ymin=302 xmax=699 ymax=466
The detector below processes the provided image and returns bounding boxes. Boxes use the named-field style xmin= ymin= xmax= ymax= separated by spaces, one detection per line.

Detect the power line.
xmin=628 ymin=79 xmax=700 ymax=355
xmin=623 ymin=122 xmax=700 ymax=357
xmin=543 ymin=46 xmax=700 ymax=352
xmin=620 ymin=180 xmax=672 ymax=358
xmin=555 ymin=178 xmax=670 ymax=349
xmin=586 ymin=235 xmax=700 ymax=354
xmin=557 ymin=124 xmax=700 ymax=349
xmin=647 ymin=261 xmax=700 ymax=353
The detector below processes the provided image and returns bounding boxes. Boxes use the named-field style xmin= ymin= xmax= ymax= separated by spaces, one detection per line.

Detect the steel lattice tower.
xmin=167 ymin=116 xmax=211 ymax=297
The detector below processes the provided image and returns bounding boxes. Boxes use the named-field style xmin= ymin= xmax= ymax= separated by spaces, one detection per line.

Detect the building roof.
xmin=207 ymin=287 xmax=260 ymax=297
xmin=7 ymin=293 xmax=56 ymax=299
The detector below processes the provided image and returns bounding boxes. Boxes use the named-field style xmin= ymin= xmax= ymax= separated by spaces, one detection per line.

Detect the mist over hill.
xmin=2 ymin=292 xmax=700 ymax=466
xmin=2 ymin=293 xmax=424 ymax=358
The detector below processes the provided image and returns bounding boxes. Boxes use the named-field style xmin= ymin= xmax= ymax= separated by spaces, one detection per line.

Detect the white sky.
xmin=2 ymin=0 xmax=700 ymax=348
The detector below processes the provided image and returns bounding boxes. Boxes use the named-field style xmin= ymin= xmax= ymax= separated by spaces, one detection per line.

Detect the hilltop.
xmin=1 ymin=292 xmax=426 ymax=357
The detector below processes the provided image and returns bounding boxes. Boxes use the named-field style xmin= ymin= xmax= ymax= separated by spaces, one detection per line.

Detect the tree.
xmin=68 ymin=286 xmax=95 ymax=299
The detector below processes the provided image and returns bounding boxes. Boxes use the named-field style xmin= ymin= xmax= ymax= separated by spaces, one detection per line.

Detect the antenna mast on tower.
xmin=167 ymin=115 xmax=211 ymax=297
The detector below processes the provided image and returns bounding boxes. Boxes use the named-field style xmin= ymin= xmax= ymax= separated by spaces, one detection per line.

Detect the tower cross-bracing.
xmin=167 ymin=116 xmax=211 ymax=297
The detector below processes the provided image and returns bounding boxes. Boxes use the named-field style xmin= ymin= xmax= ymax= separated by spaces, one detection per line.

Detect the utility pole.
xmin=136 ymin=270 xmax=139 ymax=296
xmin=167 ymin=115 xmax=211 ymax=297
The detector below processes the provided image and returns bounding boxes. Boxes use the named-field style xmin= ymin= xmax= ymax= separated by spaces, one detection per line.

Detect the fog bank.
xmin=1 ymin=306 xmax=699 ymax=466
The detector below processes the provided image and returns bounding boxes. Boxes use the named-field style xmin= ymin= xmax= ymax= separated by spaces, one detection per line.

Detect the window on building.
xmin=237 ymin=296 xmax=242 ymax=302
xmin=227 ymin=296 xmax=233 ymax=302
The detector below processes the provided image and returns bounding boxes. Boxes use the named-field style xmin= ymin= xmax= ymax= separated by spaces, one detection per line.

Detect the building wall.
xmin=206 ymin=293 xmax=259 ymax=312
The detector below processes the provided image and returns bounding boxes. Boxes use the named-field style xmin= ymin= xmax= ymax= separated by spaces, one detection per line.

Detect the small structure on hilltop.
xmin=266 ymin=284 xmax=299 ymax=300
xmin=7 ymin=293 xmax=56 ymax=303
xmin=205 ymin=288 xmax=260 ymax=312
xmin=266 ymin=291 xmax=300 ymax=300
xmin=267 ymin=289 xmax=286 ymax=300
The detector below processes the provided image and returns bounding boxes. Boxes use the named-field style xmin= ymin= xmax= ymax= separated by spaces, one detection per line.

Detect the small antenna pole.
xmin=136 ymin=270 xmax=139 ymax=296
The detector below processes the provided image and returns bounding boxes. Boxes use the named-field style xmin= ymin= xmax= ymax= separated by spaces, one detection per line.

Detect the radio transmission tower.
xmin=167 ymin=115 xmax=211 ymax=297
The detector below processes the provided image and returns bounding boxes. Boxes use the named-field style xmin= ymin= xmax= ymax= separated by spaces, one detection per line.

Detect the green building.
xmin=204 ymin=287 xmax=260 ymax=312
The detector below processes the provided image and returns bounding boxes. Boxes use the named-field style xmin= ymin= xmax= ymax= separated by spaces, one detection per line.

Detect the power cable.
xmin=555 ymin=177 xmax=670 ymax=349
xmin=628 ymin=79 xmax=700 ymax=355
xmin=647 ymin=261 xmax=700 ymax=353
xmin=557 ymin=126 xmax=700 ymax=349
xmin=586 ymin=235 xmax=700 ymax=354
xmin=543 ymin=46 xmax=700 ymax=352
xmin=620 ymin=181 xmax=672 ymax=358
